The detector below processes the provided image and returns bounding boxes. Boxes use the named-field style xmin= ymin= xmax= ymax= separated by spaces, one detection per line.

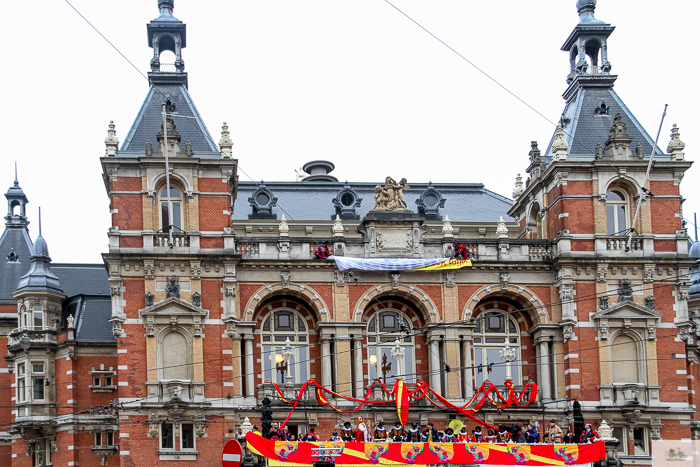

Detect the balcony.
xmin=145 ymin=380 xmax=206 ymax=404
xmin=599 ymin=384 xmax=661 ymax=408
xmin=8 ymin=327 xmax=57 ymax=348
xmin=154 ymin=233 xmax=190 ymax=248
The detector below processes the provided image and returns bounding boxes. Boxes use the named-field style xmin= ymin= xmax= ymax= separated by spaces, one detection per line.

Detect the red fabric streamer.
xmin=266 ymin=378 xmax=537 ymax=430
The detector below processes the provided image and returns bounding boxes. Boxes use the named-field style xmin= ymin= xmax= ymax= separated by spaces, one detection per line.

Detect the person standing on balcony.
xmin=545 ymin=420 xmax=563 ymax=444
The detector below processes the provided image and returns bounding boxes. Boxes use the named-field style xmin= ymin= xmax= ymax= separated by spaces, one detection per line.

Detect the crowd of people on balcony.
xmin=260 ymin=419 xmax=600 ymax=444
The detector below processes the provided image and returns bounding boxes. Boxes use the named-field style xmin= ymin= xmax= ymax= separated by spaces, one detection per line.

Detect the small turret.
xmin=5 ymin=163 xmax=29 ymax=228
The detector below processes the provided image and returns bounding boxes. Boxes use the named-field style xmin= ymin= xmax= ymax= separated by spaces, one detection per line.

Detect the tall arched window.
xmin=473 ymin=312 xmax=521 ymax=386
xmin=606 ymin=190 xmax=629 ymax=236
xmin=611 ymin=334 xmax=642 ymax=384
xmin=366 ymin=310 xmax=415 ymax=385
xmin=160 ymin=187 xmax=183 ymax=234
xmin=32 ymin=305 xmax=43 ymax=330
xmin=261 ymin=310 xmax=309 ymax=384
xmin=19 ymin=306 xmax=28 ymax=330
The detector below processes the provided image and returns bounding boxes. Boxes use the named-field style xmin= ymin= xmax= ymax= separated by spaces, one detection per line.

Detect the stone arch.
xmin=352 ymin=284 xmax=439 ymax=323
xmin=150 ymin=172 xmax=193 ymax=195
xmin=243 ymin=282 xmax=330 ymax=322
xmin=462 ymin=284 xmax=549 ymax=324
xmin=601 ymin=175 xmax=642 ymax=200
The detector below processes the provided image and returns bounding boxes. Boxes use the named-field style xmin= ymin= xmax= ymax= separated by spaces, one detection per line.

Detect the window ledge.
xmin=89 ymin=385 xmax=117 ymax=393
xmin=619 ymin=455 xmax=653 ymax=461
xmin=157 ymin=451 xmax=198 ymax=461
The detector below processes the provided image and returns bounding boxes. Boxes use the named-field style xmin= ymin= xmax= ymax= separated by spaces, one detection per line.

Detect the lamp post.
xmin=500 ymin=339 xmax=516 ymax=382
xmin=391 ymin=339 xmax=405 ymax=379
xmin=281 ymin=338 xmax=295 ymax=384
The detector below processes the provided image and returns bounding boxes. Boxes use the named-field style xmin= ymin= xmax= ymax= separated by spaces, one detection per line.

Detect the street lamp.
xmin=281 ymin=338 xmax=295 ymax=384
xmin=391 ymin=339 xmax=405 ymax=378
xmin=500 ymin=339 xmax=516 ymax=382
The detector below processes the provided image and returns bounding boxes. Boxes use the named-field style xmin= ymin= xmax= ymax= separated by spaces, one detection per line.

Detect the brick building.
xmin=1 ymin=0 xmax=699 ymax=466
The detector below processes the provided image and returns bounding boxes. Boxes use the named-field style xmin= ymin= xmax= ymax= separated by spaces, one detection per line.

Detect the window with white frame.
xmin=261 ymin=310 xmax=310 ymax=384
xmin=366 ymin=310 xmax=415 ymax=385
xmin=160 ymin=423 xmax=194 ymax=452
xmin=613 ymin=426 xmax=649 ymax=456
xmin=32 ymin=305 xmax=43 ymax=330
xmin=32 ymin=362 xmax=45 ymax=401
xmin=17 ymin=363 xmax=26 ymax=403
xmin=160 ymin=187 xmax=184 ymax=234
xmin=473 ymin=312 xmax=522 ymax=386
xmin=94 ymin=432 xmax=116 ymax=446
xmin=606 ymin=190 xmax=629 ymax=236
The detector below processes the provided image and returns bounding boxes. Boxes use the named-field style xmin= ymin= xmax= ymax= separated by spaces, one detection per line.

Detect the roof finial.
xmin=576 ymin=0 xmax=604 ymax=25
xmin=14 ymin=162 xmax=18 ymax=187
xmin=158 ymin=0 xmax=174 ymax=16
xmin=39 ymin=206 xmax=42 ymax=236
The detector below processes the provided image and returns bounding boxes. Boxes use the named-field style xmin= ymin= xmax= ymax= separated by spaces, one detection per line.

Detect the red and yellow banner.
xmin=246 ymin=432 xmax=606 ymax=466
xmin=412 ymin=259 xmax=472 ymax=270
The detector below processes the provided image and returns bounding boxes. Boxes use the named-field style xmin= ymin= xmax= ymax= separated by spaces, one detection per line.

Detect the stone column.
xmin=231 ymin=335 xmax=242 ymax=397
xmin=539 ymin=341 xmax=552 ymax=401
xmin=429 ymin=339 xmax=442 ymax=395
xmin=354 ymin=338 xmax=364 ymax=398
xmin=321 ymin=338 xmax=332 ymax=389
xmin=244 ymin=337 xmax=255 ymax=397
xmin=461 ymin=337 xmax=473 ymax=399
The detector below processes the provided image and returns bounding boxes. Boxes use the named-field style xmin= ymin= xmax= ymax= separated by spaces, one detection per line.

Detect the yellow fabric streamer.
xmin=412 ymin=259 xmax=472 ymax=270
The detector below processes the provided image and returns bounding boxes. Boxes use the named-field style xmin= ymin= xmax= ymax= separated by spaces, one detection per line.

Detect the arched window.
xmin=159 ymin=187 xmax=184 ymax=234
xmin=611 ymin=334 xmax=642 ymax=384
xmin=261 ymin=310 xmax=310 ymax=384
xmin=161 ymin=332 xmax=191 ymax=380
xmin=473 ymin=312 xmax=521 ymax=386
xmin=366 ymin=310 xmax=415 ymax=385
xmin=19 ymin=306 xmax=28 ymax=330
xmin=606 ymin=190 xmax=629 ymax=236
xmin=32 ymin=305 xmax=43 ymax=330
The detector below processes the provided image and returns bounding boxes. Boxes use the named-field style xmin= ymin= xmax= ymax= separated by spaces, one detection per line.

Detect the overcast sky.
xmin=1 ymin=0 xmax=698 ymax=263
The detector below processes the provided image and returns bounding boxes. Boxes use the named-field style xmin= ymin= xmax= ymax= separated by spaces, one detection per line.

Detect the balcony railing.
xmin=154 ymin=233 xmax=189 ymax=248
xmin=236 ymin=242 xmax=259 ymax=258
xmin=606 ymin=236 xmax=642 ymax=251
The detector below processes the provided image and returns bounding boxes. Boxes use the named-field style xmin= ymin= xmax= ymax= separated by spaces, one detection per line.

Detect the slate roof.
xmin=233 ymin=182 xmax=513 ymax=222
xmin=544 ymin=85 xmax=668 ymax=163
xmin=120 ymin=84 xmax=218 ymax=156
xmin=74 ymin=297 xmax=115 ymax=343
xmin=0 ymin=226 xmax=33 ymax=303
xmin=52 ymin=264 xmax=110 ymax=298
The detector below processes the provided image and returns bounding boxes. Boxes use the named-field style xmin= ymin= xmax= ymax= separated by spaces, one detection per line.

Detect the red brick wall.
xmin=201 ymin=237 xmax=224 ymax=249
xmin=199 ymin=196 xmax=230 ymax=231
xmin=112 ymin=178 xmax=142 ymax=192
xmin=119 ymin=236 xmax=143 ymax=248
xmin=571 ymin=240 xmax=594 ymax=251
xmin=651 ymin=199 xmax=682 ymax=234
xmin=654 ymin=240 xmax=677 ymax=252
xmin=199 ymin=178 xmax=230 ymax=193
xmin=112 ymin=195 xmax=143 ymax=230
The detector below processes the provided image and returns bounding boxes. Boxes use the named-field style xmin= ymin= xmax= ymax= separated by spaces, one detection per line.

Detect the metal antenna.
xmin=626 ymin=104 xmax=667 ymax=252
xmin=14 ymin=162 xmax=18 ymax=186
xmin=39 ymin=207 xmax=42 ymax=236
xmin=695 ymin=213 xmax=698 ymax=242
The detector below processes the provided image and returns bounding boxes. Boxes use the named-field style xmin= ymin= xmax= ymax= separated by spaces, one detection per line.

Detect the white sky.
xmin=1 ymin=0 xmax=698 ymax=263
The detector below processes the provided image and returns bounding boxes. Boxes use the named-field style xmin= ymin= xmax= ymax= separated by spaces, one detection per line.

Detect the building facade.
xmin=1 ymin=0 xmax=699 ymax=466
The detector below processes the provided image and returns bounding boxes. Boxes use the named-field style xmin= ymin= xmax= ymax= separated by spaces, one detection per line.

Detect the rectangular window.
xmin=107 ymin=432 xmax=114 ymax=446
xmin=181 ymin=423 xmax=195 ymax=450
xmin=17 ymin=364 xmax=25 ymax=403
xmin=161 ymin=202 xmax=170 ymax=233
xmin=33 ymin=363 xmax=44 ymax=374
xmin=33 ymin=309 xmax=43 ymax=330
xmin=93 ymin=377 xmax=101 ymax=386
xmin=105 ymin=376 xmax=113 ymax=386
xmin=33 ymin=378 xmax=45 ymax=400
xmin=633 ymin=428 xmax=647 ymax=455
xmin=172 ymin=202 xmax=182 ymax=231
xmin=161 ymin=423 xmax=174 ymax=449
xmin=612 ymin=428 xmax=627 ymax=454
xmin=95 ymin=433 xmax=103 ymax=446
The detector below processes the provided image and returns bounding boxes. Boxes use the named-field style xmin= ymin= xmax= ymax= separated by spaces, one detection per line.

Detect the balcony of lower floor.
xmin=145 ymin=379 xmax=207 ymax=404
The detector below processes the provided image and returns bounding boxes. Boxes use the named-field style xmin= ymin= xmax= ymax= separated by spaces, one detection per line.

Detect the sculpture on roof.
xmin=372 ymin=177 xmax=411 ymax=212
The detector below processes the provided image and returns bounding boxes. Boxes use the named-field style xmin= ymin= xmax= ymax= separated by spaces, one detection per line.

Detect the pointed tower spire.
xmin=148 ymin=0 xmax=187 ymax=84
xmin=14 ymin=211 xmax=64 ymax=296
xmin=5 ymin=166 xmax=29 ymax=227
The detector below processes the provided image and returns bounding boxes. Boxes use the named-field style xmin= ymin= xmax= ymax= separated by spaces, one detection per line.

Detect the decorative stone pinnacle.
xmin=442 ymin=215 xmax=454 ymax=238
xmin=512 ymin=173 xmax=525 ymax=199
xmin=496 ymin=216 xmax=509 ymax=239
xmin=551 ymin=125 xmax=569 ymax=162
xmin=597 ymin=420 xmax=616 ymax=441
xmin=279 ymin=215 xmax=290 ymax=237
xmin=667 ymin=124 xmax=686 ymax=161
xmin=105 ymin=120 xmax=119 ymax=157
xmin=332 ymin=215 xmax=345 ymax=237
xmin=576 ymin=0 xmax=605 ymax=25
xmin=158 ymin=0 xmax=174 ymax=16
xmin=219 ymin=121 xmax=234 ymax=159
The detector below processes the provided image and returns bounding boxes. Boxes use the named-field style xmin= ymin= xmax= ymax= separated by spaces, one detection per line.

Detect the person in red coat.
xmin=355 ymin=421 xmax=370 ymax=442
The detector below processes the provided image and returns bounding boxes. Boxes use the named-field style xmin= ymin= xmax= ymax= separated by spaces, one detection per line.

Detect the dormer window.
xmin=160 ymin=187 xmax=184 ymax=233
